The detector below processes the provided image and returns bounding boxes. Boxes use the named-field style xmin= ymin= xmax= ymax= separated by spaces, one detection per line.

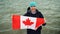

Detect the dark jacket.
xmin=24 ymin=7 xmax=46 ymax=34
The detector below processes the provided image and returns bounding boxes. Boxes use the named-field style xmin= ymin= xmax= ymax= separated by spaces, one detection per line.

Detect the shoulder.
xmin=36 ymin=9 xmax=42 ymax=14
xmin=23 ymin=12 xmax=30 ymax=16
xmin=36 ymin=10 xmax=44 ymax=18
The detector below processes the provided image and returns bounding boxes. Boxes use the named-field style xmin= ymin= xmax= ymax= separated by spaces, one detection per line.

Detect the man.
xmin=24 ymin=2 xmax=46 ymax=34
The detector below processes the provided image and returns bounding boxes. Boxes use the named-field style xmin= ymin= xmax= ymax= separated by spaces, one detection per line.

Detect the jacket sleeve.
xmin=39 ymin=12 xmax=46 ymax=26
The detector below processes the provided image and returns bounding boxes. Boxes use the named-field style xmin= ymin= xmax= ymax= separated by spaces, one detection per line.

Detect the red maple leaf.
xmin=23 ymin=18 xmax=34 ymax=26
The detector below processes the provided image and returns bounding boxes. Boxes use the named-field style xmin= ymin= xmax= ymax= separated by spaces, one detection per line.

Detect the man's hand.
xmin=42 ymin=23 xmax=46 ymax=26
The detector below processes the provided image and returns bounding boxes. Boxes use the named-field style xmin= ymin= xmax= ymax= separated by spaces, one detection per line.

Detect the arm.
xmin=39 ymin=12 xmax=46 ymax=26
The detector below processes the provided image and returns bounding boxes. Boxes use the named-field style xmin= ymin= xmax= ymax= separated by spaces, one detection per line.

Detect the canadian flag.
xmin=12 ymin=15 xmax=45 ymax=30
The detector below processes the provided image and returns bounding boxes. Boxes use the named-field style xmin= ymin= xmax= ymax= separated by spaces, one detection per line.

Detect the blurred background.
xmin=0 ymin=0 xmax=60 ymax=34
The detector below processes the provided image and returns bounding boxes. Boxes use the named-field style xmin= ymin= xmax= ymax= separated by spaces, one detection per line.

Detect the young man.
xmin=24 ymin=2 xmax=46 ymax=34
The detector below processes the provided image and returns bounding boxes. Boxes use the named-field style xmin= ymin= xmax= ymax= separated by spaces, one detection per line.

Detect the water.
xmin=0 ymin=0 xmax=60 ymax=34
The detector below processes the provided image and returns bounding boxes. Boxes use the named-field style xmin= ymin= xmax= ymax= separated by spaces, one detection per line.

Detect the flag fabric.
xmin=12 ymin=15 xmax=45 ymax=30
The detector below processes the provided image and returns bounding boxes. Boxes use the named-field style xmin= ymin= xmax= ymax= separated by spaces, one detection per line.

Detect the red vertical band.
xmin=12 ymin=15 xmax=20 ymax=30
xmin=35 ymin=18 xmax=45 ymax=28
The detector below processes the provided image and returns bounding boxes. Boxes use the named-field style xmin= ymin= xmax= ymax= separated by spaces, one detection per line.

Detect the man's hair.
xmin=27 ymin=7 xmax=30 ymax=11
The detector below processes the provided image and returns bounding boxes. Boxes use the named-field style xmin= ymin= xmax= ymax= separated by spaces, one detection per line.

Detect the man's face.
xmin=30 ymin=6 xmax=36 ymax=12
